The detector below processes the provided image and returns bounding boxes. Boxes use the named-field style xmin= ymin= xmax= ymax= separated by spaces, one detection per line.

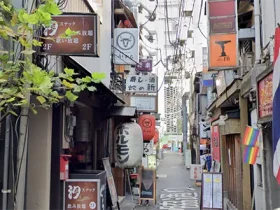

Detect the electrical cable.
xmin=140 ymin=0 xmax=159 ymax=27
xmin=111 ymin=45 xmax=142 ymax=66
xmin=198 ymin=0 xmax=208 ymax=40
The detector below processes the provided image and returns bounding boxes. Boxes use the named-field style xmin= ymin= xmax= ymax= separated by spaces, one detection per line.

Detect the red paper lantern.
xmin=154 ymin=128 xmax=159 ymax=144
xmin=138 ymin=114 xmax=156 ymax=141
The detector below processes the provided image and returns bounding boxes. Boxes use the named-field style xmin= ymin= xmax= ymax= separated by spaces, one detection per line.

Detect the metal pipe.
xmin=182 ymin=93 xmax=188 ymax=155
xmin=2 ymin=108 xmax=11 ymax=210
xmin=254 ymin=0 xmax=261 ymax=63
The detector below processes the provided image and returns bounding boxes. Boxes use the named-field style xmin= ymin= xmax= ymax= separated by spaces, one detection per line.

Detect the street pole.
xmin=182 ymin=93 xmax=188 ymax=155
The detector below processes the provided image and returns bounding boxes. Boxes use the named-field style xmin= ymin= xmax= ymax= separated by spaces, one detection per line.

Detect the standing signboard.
xmin=190 ymin=164 xmax=203 ymax=180
xmin=42 ymin=14 xmax=100 ymax=56
xmin=126 ymin=75 xmax=158 ymax=93
xmin=64 ymin=179 xmax=100 ymax=210
xmin=102 ymin=158 xmax=118 ymax=209
xmin=139 ymin=167 xmax=156 ymax=204
xmin=201 ymin=172 xmax=223 ymax=209
xmin=114 ymin=28 xmax=139 ymax=65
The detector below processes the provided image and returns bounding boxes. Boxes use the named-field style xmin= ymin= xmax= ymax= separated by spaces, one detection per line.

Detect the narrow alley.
xmin=121 ymin=152 xmax=200 ymax=210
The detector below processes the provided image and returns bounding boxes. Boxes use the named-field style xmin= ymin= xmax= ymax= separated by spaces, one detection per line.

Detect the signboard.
xmin=209 ymin=34 xmax=237 ymax=68
xmin=211 ymin=126 xmax=220 ymax=162
xmin=136 ymin=58 xmax=153 ymax=72
xmin=143 ymin=140 xmax=154 ymax=155
xmin=210 ymin=17 xmax=236 ymax=34
xmin=258 ymin=72 xmax=273 ymax=118
xmin=126 ymin=75 xmax=158 ymax=93
xmin=42 ymin=14 xmax=100 ymax=56
xmin=147 ymin=155 xmax=157 ymax=169
xmin=209 ymin=1 xmax=235 ymax=17
xmin=114 ymin=28 xmax=139 ymax=65
xmin=202 ymin=173 xmax=223 ymax=209
xmin=202 ymin=47 xmax=208 ymax=72
xmin=139 ymin=168 xmax=156 ymax=203
xmin=190 ymin=164 xmax=203 ymax=180
xmin=64 ymin=179 xmax=100 ymax=210
xmin=102 ymin=158 xmax=118 ymax=208
xmin=130 ymin=96 xmax=157 ymax=112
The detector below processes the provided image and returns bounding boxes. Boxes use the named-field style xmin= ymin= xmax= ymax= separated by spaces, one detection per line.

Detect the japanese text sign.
xmin=143 ymin=140 xmax=154 ymax=155
xmin=190 ymin=164 xmax=203 ymax=180
xmin=114 ymin=28 xmax=139 ymax=65
xmin=64 ymin=179 xmax=100 ymax=210
xmin=210 ymin=17 xmax=236 ymax=34
xmin=211 ymin=126 xmax=220 ymax=162
xmin=126 ymin=75 xmax=158 ymax=93
xmin=136 ymin=58 xmax=153 ymax=72
xmin=258 ymin=72 xmax=273 ymax=118
xmin=41 ymin=14 xmax=100 ymax=56
xmin=130 ymin=96 xmax=157 ymax=112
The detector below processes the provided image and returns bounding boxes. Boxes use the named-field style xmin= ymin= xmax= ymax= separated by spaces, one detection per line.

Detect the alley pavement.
xmin=120 ymin=152 xmax=201 ymax=210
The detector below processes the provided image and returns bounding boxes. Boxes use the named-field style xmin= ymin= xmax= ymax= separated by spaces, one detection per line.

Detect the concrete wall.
xmin=26 ymin=105 xmax=53 ymax=210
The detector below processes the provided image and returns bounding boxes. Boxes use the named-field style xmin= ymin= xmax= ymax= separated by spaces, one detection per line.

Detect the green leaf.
xmin=0 ymin=79 xmax=7 ymax=83
xmin=6 ymin=97 xmax=15 ymax=103
xmin=0 ymin=2 xmax=12 ymax=13
xmin=81 ymin=76 xmax=92 ymax=83
xmin=76 ymin=78 xmax=83 ymax=84
xmin=44 ymin=0 xmax=62 ymax=15
xmin=32 ymin=39 xmax=43 ymax=46
xmin=9 ymin=110 xmax=18 ymax=116
xmin=61 ymin=28 xmax=79 ymax=38
xmin=87 ymin=86 xmax=96 ymax=91
xmin=65 ymin=91 xmax=78 ymax=102
xmin=30 ymin=107 xmax=38 ymax=115
xmin=91 ymin=72 xmax=106 ymax=83
xmin=64 ymin=67 xmax=77 ymax=76
xmin=21 ymin=49 xmax=36 ymax=55
xmin=62 ymin=80 xmax=75 ymax=89
xmin=36 ymin=96 xmax=46 ymax=104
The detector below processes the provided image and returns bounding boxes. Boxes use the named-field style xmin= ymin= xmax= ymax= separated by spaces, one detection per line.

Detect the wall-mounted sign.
xmin=211 ymin=126 xmax=220 ymax=162
xmin=209 ymin=1 xmax=235 ymax=17
xmin=143 ymin=140 xmax=154 ymax=155
xmin=126 ymin=75 xmax=158 ymax=93
xmin=64 ymin=179 xmax=100 ymax=210
xmin=130 ymin=96 xmax=157 ymax=112
xmin=114 ymin=28 xmax=139 ymax=65
xmin=209 ymin=34 xmax=237 ymax=68
xmin=210 ymin=17 xmax=236 ymax=34
xmin=41 ymin=14 xmax=100 ymax=56
xmin=202 ymin=47 xmax=208 ymax=72
xmin=258 ymin=72 xmax=273 ymax=118
xmin=136 ymin=58 xmax=153 ymax=72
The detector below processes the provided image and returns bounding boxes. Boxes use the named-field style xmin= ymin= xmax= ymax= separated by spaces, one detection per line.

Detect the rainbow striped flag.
xmin=243 ymin=146 xmax=259 ymax=165
xmin=242 ymin=126 xmax=260 ymax=146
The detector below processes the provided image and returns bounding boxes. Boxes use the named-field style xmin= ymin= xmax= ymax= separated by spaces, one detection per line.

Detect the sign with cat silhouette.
xmin=139 ymin=167 xmax=156 ymax=203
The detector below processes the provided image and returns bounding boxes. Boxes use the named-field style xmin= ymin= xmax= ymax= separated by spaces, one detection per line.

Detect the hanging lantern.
xmin=138 ymin=114 xmax=156 ymax=141
xmin=154 ymin=128 xmax=159 ymax=144
xmin=115 ymin=122 xmax=143 ymax=168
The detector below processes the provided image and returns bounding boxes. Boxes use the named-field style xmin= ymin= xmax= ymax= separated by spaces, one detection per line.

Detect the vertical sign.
xmin=202 ymin=173 xmax=223 ymax=209
xmin=190 ymin=164 xmax=203 ymax=180
xmin=64 ymin=179 xmax=100 ymax=210
xmin=211 ymin=126 xmax=220 ymax=162
xmin=202 ymin=47 xmax=208 ymax=72
xmin=208 ymin=0 xmax=238 ymax=70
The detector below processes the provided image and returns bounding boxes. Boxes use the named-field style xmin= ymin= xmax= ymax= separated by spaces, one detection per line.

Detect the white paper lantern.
xmin=115 ymin=122 xmax=143 ymax=168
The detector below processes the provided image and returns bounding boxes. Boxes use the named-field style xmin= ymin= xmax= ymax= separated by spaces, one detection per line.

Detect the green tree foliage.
xmin=0 ymin=0 xmax=105 ymax=117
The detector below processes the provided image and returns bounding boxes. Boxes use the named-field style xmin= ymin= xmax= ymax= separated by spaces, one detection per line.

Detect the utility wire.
xmin=198 ymin=0 xmax=208 ymax=40
xmin=140 ymin=0 xmax=159 ymax=27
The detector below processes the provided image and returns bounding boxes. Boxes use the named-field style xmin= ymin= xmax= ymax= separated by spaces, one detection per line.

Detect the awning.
xmin=63 ymin=56 xmax=125 ymax=105
xmin=114 ymin=0 xmax=137 ymax=28
xmin=106 ymin=106 xmax=137 ymax=118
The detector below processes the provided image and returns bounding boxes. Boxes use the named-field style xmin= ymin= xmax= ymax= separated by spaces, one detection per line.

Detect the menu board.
xmin=139 ymin=168 xmax=156 ymax=202
xmin=202 ymin=172 xmax=223 ymax=209
xmin=102 ymin=158 xmax=118 ymax=209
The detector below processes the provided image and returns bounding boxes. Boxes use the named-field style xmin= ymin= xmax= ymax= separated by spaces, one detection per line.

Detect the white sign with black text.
xmin=114 ymin=28 xmax=139 ymax=65
xmin=126 ymin=75 xmax=158 ymax=93
xmin=130 ymin=96 xmax=156 ymax=112
xmin=143 ymin=140 xmax=154 ymax=156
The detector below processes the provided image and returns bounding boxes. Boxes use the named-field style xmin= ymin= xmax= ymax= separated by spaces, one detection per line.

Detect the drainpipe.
xmin=254 ymin=0 xmax=261 ymax=64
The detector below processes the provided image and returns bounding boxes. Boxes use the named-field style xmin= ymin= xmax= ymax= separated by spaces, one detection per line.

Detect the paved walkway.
xmin=120 ymin=152 xmax=201 ymax=210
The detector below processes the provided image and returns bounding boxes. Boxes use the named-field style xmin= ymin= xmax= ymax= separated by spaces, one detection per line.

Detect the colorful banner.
xmin=243 ymin=146 xmax=259 ymax=165
xmin=209 ymin=34 xmax=237 ymax=68
xmin=211 ymin=126 xmax=220 ymax=162
xmin=242 ymin=125 xmax=260 ymax=146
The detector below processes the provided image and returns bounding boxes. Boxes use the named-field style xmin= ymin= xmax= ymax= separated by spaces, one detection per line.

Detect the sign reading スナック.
xmin=258 ymin=72 xmax=273 ymax=118
xmin=126 ymin=75 xmax=158 ymax=93
xmin=136 ymin=58 xmax=153 ymax=72
xmin=41 ymin=14 xmax=99 ymax=56
xmin=64 ymin=179 xmax=99 ymax=210
xmin=114 ymin=28 xmax=139 ymax=65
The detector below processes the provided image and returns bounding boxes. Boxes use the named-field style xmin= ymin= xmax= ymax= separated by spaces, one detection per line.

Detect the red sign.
xmin=42 ymin=14 xmax=99 ymax=56
xmin=64 ymin=180 xmax=99 ymax=210
xmin=210 ymin=17 xmax=236 ymax=34
xmin=258 ymin=72 xmax=273 ymax=118
xmin=209 ymin=1 xmax=236 ymax=17
xmin=211 ymin=126 xmax=220 ymax=161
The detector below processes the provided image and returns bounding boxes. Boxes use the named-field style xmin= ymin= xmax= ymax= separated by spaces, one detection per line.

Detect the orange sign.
xmin=209 ymin=34 xmax=237 ymax=68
